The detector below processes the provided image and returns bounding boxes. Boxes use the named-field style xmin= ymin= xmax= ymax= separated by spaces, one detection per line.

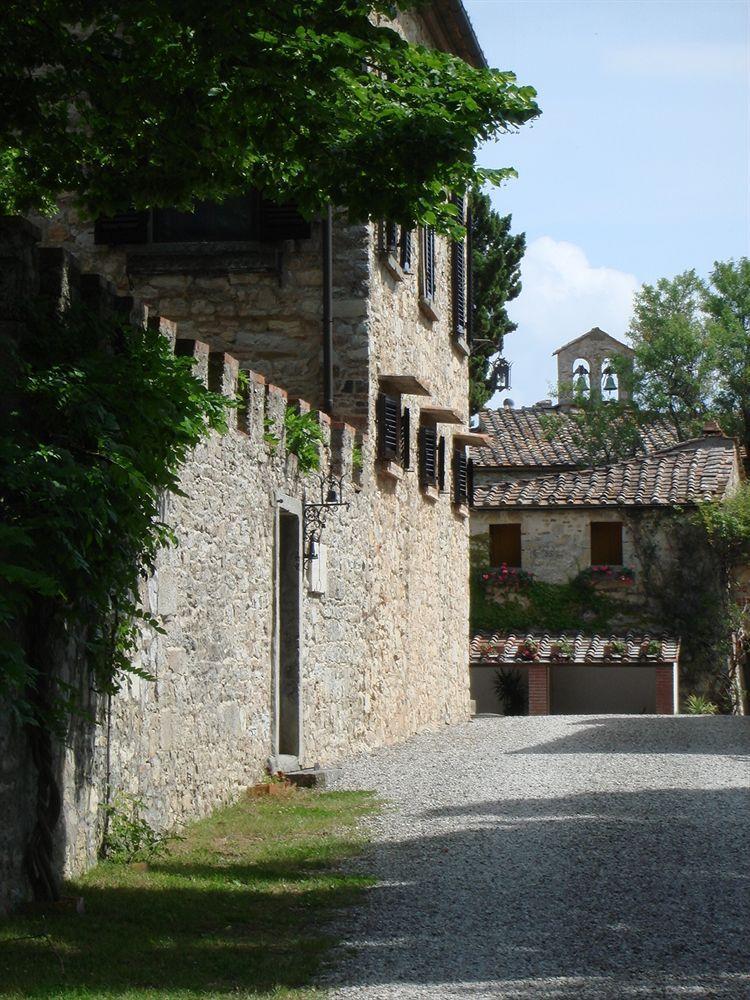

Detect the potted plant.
xmin=550 ymin=637 xmax=574 ymax=662
xmin=641 ymin=639 xmax=662 ymax=660
xmin=516 ymin=637 xmax=540 ymax=661
xmin=605 ymin=639 xmax=627 ymax=660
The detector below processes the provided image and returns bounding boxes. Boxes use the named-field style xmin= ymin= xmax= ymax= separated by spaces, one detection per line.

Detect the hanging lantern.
xmin=495 ymin=358 xmax=512 ymax=391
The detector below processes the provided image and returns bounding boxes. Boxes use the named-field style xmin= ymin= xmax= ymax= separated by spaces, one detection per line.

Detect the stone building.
xmin=468 ymin=329 xmax=744 ymax=716
xmin=0 ymin=3 xmax=488 ymax=911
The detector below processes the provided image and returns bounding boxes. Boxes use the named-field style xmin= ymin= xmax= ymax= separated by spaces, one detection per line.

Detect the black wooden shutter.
xmin=438 ymin=436 xmax=447 ymax=491
xmin=468 ymin=456 xmax=475 ymax=505
xmin=401 ymin=406 xmax=411 ymax=469
xmin=377 ymin=392 xmax=401 ymax=461
xmin=419 ymin=426 xmax=438 ymax=487
xmin=452 ymin=196 xmax=466 ymax=337
xmin=400 ymin=228 xmax=412 ymax=272
xmin=423 ymin=226 xmax=436 ymax=301
xmin=384 ymin=222 xmax=399 ymax=255
xmin=466 ymin=202 xmax=474 ymax=345
xmin=94 ymin=211 xmax=149 ymax=245
xmin=259 ymin=198 xmax=311 ymax=240
xmin=453 ymin=447 xmax=468 ymax=504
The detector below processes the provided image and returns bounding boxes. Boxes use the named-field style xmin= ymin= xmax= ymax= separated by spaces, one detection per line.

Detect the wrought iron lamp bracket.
xmin=302 ymin=472 xmax=349 ymax=565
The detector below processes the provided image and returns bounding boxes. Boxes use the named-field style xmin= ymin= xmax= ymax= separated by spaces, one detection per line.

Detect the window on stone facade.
xmin=489 ymin=523 xmax=522 ymax=567
xmin=377 ymin=392 xmax=401 ymax=462
xmin=451 ymin=195 xmax=466 ymax=339
xmin=400 ymin=229 xmax=412 ymax=273
xmin=418 ymin=425 xmax=438 ymax=488
xmin=95 ymin=193 xmax=310 ymax=244
xmin=590 ymin=521 xmax=623 ymax=565
xmin=453 ymin=446 xmax=470 ymax=505
xmin=380 ymin=224 xmax=413 ymax=276
xmin=420 ymin=225 xmax=436 ymax=302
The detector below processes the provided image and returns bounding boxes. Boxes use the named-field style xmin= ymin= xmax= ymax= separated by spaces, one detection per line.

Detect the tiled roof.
xmin=471 ymin=406 xmax=678 ymax=469
xmin=472 ymin=435 xmax=738 ymax=509
xmin=470 ymin=630 xmax=680 ymax=665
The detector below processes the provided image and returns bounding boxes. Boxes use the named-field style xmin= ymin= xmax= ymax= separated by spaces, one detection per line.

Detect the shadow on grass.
xmin=0 ymin=791 xmax=375 ymax=999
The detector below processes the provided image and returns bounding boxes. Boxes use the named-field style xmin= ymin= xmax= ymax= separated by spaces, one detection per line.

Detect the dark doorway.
xmin=278 ymin=510 xmax=301 ymax=760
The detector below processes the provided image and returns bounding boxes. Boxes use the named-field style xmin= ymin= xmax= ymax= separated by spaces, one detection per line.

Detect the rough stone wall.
xmin=32 ymin=202 xmax=371 ymax=426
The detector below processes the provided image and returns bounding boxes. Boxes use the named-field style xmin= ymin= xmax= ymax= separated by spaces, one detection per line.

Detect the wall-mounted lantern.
xmin=303 ymin=471 xmax=349 ymax=565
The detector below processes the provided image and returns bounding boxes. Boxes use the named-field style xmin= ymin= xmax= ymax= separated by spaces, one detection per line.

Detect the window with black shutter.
xmin=400 ymin=229 xmax=412 ymax=273
xmin=466 ymin=202 xmax=474 ymax=345
xmin=377 ymin=392 xmax=401 ymax=462
xmin=95 ymin=193 xmax=310 ymax=245
xmin=421 ymin=226 xmax=436 ymax=302
xmin=383 ymin=222 xmax=399 ymax=255
xmin=437 ymin=436 xmax=446 ymax=492
xmin=418 ymin=425 xmax=438 ymax=488
xmin=401 ymin=406 xmax=411 ymax=469
xmin=453 ymin=446 xmax=469 ymax=505
xmin=452 ymin=196 xmax=466 ymax=338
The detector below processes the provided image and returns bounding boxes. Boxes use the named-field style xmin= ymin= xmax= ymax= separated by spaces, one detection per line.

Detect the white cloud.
xmin=491 ymin=237 xmax=639 ymax=408
xmin=605 ymin=42 xmax=747 ymax=79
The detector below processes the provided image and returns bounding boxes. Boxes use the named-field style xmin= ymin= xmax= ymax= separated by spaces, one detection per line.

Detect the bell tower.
xmin=553 ymin=327 xmax=634 ymax=405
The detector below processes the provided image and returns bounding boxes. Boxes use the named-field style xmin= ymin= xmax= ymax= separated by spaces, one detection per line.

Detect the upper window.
xmin=95 ymin=193 xmax=310 ymax=245
xmin=489 ymin=523 xmax=522 ymax=567
xmin=381 ymin=223 xmax=412 ymax=274
xmin=418 ymin=424 xmax=438 ymax=489
xmin=590 ymin=521 xmax=623 ymax=565
xmin=453 ymin=446 xmax=470 ymax=506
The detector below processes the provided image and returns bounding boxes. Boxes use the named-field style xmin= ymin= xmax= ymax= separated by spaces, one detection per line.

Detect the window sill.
xmin=421 ymin=484 xmax=440 ymax=502
xmin=378 ymin=460 xmax=404 ymax=481
xmin=419 ymin=296 xmax=439 ymax=322
xmin=379 ymin=251 xmax=405 ymax=282
xmin=452 ymin=333 xmax=470 ymax=357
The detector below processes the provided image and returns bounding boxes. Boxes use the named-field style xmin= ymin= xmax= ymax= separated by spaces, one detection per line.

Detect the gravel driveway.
xmin=324 ymin=715 xmax=750 ymax=999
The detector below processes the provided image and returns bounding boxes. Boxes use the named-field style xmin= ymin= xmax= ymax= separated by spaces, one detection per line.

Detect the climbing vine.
xmin=0 ymin=303 xmax=230 ymax=898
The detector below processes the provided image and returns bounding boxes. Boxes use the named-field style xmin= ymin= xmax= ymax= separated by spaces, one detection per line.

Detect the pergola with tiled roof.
xmin=471 ymin=630 xmax=681 ymax=715
xmin=472 ymin=434 xmax=739 ymax=510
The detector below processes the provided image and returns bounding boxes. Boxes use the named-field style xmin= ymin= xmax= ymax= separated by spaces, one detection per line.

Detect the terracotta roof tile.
xmin=470 ymin=630 xmax=680 ymax=665
xmin=470 ymin=406 xmax=678 ymax=469
xmin=472 ymin=435 xmax=738 ymax=509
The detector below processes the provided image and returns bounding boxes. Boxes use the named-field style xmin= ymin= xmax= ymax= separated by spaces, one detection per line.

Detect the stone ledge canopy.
xmin=471 ymin=630 xmax=681 ymax=666
xmin=453 ymin=431 xmax=490 ymax=445
xmin=420 ymin=406 xmax=464 ymax=424
xmin=379 ymin=374 xmax=431 ymax=396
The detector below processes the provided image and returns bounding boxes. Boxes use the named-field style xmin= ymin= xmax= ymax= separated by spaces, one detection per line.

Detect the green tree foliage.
xmin=0 ymin=2 xmax=539 ymax=233
xmin=703 ymin=258 xmax=750 ymax=462
xmin=625 ymin=270 xmax=714 ymax=441
xmin=0 ymin=306 xmax=230 ymax=727
xmin=540 ymin=391 xmax=646 ymax=468
xmin=469 ymin=186 xmax=525 ymax=411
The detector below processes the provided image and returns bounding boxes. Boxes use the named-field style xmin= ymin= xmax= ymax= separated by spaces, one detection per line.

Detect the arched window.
xmin=601 ymin=358 xmax=618 ymax=402
xmin=571 ymin=357 xmax=590 ymax=398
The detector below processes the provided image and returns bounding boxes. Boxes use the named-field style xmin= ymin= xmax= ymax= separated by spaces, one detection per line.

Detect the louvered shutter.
xmin=468 ymin=456 xmax=475 ymax=505
xmin=422 ymin=226 xmax=436 ymax=301
xmin=401 ymin=406 xmax=411 ymax=469
xmin=384 ymin=222 xmax=399 ymax=255
xmin=377 ymin=393 xmax=401 ymax=461
xmin=400 ymin=228 xmax=412 ymax=272
xmin=94 ymin=211 xmax=149 ymax=245
xmin=259 ymin=198 xmax=311 ymax=240
xmin=438 ymin=436 xmax=446 ymax=492
xmin=466 ymin=203 xmax=474 ymax=344
xmin=452 ymin=196 xmax=466 ymax=337
xmin=453 ymin=447 xmax=468 ymax=504
xmin=418 ymin=426 xmax=438 ymax=487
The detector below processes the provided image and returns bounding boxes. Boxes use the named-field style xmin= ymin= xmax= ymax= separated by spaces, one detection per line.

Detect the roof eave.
xmin=422 ymin=1 xmax=487 ymax=68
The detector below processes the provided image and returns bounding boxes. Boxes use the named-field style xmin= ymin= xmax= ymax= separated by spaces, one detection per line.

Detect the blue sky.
xmin=465 ymin=0 xmax=750 ymax=406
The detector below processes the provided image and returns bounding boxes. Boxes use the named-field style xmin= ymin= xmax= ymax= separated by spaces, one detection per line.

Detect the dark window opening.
xmin=490 ymin=523 xmax=522 ymax=567
xmin=437 ymin=436 xmax=446 ymax=492
xmin=401 ymin=406 xmax=411 ymax=469
xmin=590 ymin=521 xmax=623 ymax=565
